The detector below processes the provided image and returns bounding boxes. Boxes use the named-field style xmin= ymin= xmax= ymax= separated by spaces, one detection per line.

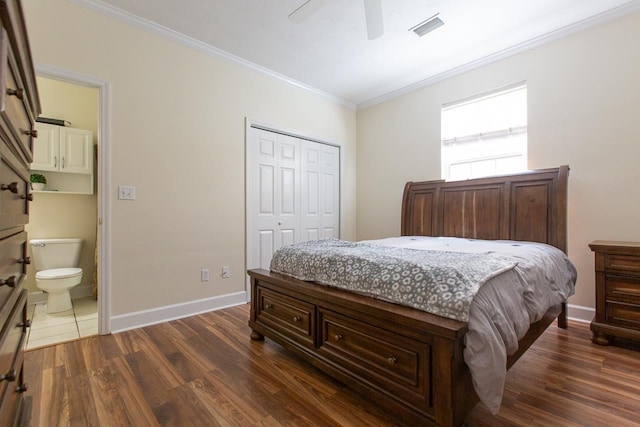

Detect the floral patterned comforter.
xmin=269 ymin=238 xmax=518 ymax=322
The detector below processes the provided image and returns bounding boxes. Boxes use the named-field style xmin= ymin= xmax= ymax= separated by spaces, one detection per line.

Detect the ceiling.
xmin=89 ymin=0 xmax=639 ymax=108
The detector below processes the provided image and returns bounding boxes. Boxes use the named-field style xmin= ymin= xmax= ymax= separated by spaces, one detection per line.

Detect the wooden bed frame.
xmin=248 ymin=165 xmax=570 ymax=427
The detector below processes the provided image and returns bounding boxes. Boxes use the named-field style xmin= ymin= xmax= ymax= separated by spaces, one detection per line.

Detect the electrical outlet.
xmin=201 ymin=269 xmax=210 ymax=282
xmin=222 ymin=266 xmax=231 ymax=279
xmin=118 ymin=185 xmax=136 ymax=200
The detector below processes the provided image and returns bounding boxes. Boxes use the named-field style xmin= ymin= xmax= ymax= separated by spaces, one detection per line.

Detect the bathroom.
xmin=25 ymin=75 xmax=99 ymax=349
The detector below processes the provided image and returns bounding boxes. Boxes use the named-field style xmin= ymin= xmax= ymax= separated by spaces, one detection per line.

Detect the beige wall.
xmin=356 ymin=12 xmax=640 ymax=311
xmin=23 ymin=0 xmax=357 ymax=317
xmin=25 ymin=77 xmax=98 ymax=296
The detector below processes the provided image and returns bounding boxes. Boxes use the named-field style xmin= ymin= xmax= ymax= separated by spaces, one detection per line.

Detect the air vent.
xmin=410 ymin=14 xmax=444 ymax=37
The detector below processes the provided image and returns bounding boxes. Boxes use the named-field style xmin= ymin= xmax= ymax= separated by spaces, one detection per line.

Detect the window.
xmin=441 ymin=83 xmax=527 ymax=181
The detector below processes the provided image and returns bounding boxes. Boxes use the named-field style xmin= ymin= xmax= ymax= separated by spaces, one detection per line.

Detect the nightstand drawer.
xmin=605 ymin=255 xmax=640 ymax=275
xmin=605 ymin=274 xmax=640 ymax=305
xmin=605 ymin=302 xmax=640 ymax=330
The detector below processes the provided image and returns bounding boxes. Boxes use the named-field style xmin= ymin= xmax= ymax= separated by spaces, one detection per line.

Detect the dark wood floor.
xmin=24 ymin=304 xmax=640 ymax=426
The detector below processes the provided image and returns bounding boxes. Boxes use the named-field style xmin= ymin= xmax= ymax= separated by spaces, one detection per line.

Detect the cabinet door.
xmin=31 ymin=123 xmax=59 ymax=171
xmin=59 ymin=127 xmax=92 ymax=174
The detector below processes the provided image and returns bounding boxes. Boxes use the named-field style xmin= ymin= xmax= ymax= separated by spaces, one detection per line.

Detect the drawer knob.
xmin=0 ymin=369 xmax=17 ymax=382
xmin=1 ymin=182 xmax=19 ymax=193
xmin=0 ymin=276 xmax=17 ymax=287
xmin=16 ymin=383 xmax=28 ymax=393
xmin=387 ymin=357 xmax=398 ymax=366
xmin=7 ymin=87 xmax=24 ymax=100
xmin=334 ymin=334 xmax=344 ymax=341
xmin=265 ymin=304 xmax=273 ymax=310
xmin=21 ymin=193 xmax=34 ymax=201
xmin=19 ymin=319 xmax=31 ymax=328
xmin=292 ymin=316 xmax=302 ymax=323
xmin=21 ymin=128 xmax=38 ymax=138
xmin=18 ymin=256 xmax=31 ymax=265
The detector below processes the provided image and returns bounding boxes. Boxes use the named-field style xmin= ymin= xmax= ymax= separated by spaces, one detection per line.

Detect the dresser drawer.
xmin=254 ymin=286 xmax=315 ymax=349
xmin=0 ymin=349 xmax=26 ymax=426
xmin=0 ymin=289 xmax=27 ymax=405
xmin=0 ymin=29 xmax=34 ymax=163
xmin=605 ymin=254 xmax=640 ymax=275
xmin=0 ymin=151 xmax=29 ymax=231
xmin=318 ymin=308 xmax=430 ymax=411
xmin=605 ymin=301 xmax=640 ymax=330
xmin=0 ymin=231 xmax=25 ymax=321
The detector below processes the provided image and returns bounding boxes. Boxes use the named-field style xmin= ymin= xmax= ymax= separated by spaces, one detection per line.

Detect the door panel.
xmin=249 ymin=128 xmax=300 ymax=271
xmin=301 ymin=140 xmax=339 ymax=241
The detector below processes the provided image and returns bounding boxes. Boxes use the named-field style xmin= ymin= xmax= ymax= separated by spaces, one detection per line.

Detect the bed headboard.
xmin=401 ymin=166 xmax=569 ymax=253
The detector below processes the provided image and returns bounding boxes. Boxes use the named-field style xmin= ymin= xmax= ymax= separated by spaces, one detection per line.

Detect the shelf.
xmin=29 ymin=170 xmax=94 ymax=195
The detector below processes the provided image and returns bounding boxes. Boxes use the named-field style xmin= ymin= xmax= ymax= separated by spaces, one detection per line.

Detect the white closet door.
xmin=301 ymin=140 xmax=340 ymax=240
xmin=248 ymin=128 xmax=301 ymax=270
xmin=320 ymin=143 xmax=340 ymax=238
xmin=247 ymin=126 xmax=340 ymax=276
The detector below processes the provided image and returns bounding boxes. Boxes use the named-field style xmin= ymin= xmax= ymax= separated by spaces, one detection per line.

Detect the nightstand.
xmin=589 ymin=240 xmax=640 ymax=345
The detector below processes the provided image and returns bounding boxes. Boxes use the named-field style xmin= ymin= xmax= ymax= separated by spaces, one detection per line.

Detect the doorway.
xmin=25 ymin=64 xmax=111 ymax=346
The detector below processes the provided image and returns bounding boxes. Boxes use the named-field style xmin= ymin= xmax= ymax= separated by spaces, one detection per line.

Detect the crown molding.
xmin=357 ymin=0 xmax=640 ymax=110
xmin=67 ymin=0 xmax=640 ymax=112
xmin=67 ymin=0 xmax=356 ymax=111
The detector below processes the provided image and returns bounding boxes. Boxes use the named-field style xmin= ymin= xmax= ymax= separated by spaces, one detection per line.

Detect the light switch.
xmin=118 ymin=185 xmax=136 ymax=200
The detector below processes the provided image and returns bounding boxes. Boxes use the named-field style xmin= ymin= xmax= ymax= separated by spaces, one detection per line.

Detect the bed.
xmin=247 ymin=165 xmax=573 ymax=426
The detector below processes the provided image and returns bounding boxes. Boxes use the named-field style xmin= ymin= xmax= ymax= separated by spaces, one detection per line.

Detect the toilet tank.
xmin=29 ymin=238 xmax=85 ymax=271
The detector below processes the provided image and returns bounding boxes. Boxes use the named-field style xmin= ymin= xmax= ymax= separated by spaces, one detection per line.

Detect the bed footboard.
xmin=248 ymin=268 xmax=474 ymax=426
xmin=248 ymin=268 xmax=563 ymax=426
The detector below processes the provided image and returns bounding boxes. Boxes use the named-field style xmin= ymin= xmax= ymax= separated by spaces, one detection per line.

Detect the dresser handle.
xmin=21 ymin=194 xmax=33 ymax=201
xmin=1 ymin=182 xmax=19 ymax=193
xmin=387 ymin=357 xmax=398 ymax=366
xmin=334 ymin=334 xmax=344 ymax=341
xmin=16 ymin=383 xmax=28 ymax=393
xmin=21 ymin=128 xmax=38 ymax=138
xmin=19 ymin=319 xmax=31 ymax=328
xmin=7 ymin=87 xmax=24 ymax=100
xmin=293 ymin=316 xmax=302 ymax=323
xmin=265 ymin=304 xmax=273 ymax=310
xmin=18 ymin=257 xmax=31 ymax=265
xmin=0 ymin=276 xmax=17 ymax=287
xmin=0 ymin=369 xmax=17 ymax=382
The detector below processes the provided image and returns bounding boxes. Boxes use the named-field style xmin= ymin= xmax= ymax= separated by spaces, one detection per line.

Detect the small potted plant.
xmin=30 ymin=173 xmax=47 ymax=191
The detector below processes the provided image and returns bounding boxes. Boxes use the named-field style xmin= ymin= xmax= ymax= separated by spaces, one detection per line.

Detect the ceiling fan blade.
xmin=288 ymin=0 xmax=326 ymax=24
xmin=363 ymin=0 xmax=384 ymax=40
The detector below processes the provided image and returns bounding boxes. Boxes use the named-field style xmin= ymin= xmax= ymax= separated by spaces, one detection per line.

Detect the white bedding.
xmin=363 ymin=236 xmax=577 ymax=414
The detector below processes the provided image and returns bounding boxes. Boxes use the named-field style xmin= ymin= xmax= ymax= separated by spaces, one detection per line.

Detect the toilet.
xmin=30 ymin=238 xmax=84 ymax=314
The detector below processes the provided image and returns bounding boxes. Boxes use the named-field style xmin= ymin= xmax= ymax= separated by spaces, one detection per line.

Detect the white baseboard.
xmin=28 ymin=289 xmax=593 ymax=331
xmin=28 ymin=284 xmax=94 ymax=305
xmin=567 ymin=304 xmax=595 ymax=324
xmin=110 ymin=291 xmax=248 ymax=333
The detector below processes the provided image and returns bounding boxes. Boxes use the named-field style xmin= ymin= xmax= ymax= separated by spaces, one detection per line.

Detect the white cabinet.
xmin=32 ymin=123 xmax=93 ymax=173
xmin=31 ymin=122 xmax=94 ymax=194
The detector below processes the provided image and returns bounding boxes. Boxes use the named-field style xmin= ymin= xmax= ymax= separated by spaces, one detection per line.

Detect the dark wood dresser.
xmin=589 ymin=240 xmax=640 ymax=346
xmin=0 ymin=0 xmax=40 ymax=424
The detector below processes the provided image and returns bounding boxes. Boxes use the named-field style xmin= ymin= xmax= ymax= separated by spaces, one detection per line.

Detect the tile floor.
xmin=25 ymin=296 xmax=98 ymax=350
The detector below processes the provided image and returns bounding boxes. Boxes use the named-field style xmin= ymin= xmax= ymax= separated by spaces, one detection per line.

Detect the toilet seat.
xmin=36 ymin=267 xmax=83 ymax=280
